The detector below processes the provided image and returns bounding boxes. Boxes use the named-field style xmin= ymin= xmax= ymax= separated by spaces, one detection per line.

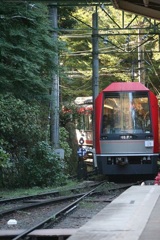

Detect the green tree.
xmin=0 ymin=96 xmax=69 ymax=188
xmin=0 ymin=2 xmax=77 ymax=188
xmin=0 ymin=95 xmax=44 ymax=154
xmin=0 ymin=2 xmax=56 ymax=101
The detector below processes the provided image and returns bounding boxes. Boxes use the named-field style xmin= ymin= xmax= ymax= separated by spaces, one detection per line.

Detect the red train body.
xmin=95 ymin=82 xmax=159 ymax=177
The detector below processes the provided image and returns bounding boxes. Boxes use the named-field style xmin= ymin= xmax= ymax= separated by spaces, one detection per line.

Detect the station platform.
xmin=68 ymin=185 xmax=160 ymax=240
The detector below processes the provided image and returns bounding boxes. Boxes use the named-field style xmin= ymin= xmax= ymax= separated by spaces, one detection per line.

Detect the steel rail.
xmin=0 ymin=193 xmax=85 ymax=217
xmin=0 ymin=190 xmax=59 ymax=204
xmin=12 ymin=181 xmax=105 ymax=240
xmin=0 ymin=182 xmax=101 ymax=204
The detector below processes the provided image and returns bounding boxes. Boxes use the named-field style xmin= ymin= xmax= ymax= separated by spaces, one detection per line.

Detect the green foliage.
xmin=0 ymin=95 xmax=47 ymax=188
xmin=24 ymin=141 xmax=67 ymax=187
xmin=0 ymin=95 xmax=44 ymax=153
xmin=60 ymin=103 xmax=81 ymax=127
xmin=59 ymin=6 xmax=77 ymax=29
xmin=1 ymin=141 xmax=67 ymax=188
xmin=60 ymin=7 xmax=93 ymax=101
xmin=59 ymin=127 xmax=72 ymax=159
xmin=60 ymin=126 xmax=78 ymax=175
xmin=60 ymin=6 xmax=160 ymax=100
xmin=0 ymin=147 xmax=9 ymax=167
xmin=0 ymin=2 xmax=56 ymax=101
xmin=0 ymin=3 xmax=78 ymax=189
xmin=0 ymin=96 xmax=71 ymax=188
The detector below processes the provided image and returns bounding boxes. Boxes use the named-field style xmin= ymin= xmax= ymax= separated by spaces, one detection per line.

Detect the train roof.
xmin=103 ymin=82 xmax=149 ymax=92
xmin=74 ymin=96 xmax=92 ymax=105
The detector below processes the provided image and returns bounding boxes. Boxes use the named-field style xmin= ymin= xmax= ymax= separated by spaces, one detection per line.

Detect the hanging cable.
xmin=145 ymin=50 xmax=160 ymax=83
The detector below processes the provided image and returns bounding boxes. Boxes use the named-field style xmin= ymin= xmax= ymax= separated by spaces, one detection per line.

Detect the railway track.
xmin=0 ymin=181 xmax=138 ymax=240
xmin=0 ymin=193 xmax=87 ymax=217
xmin=0 ymin=180 xmax=101 ymax=204
xmin=0 ymin=181 xmax=103 ymax=214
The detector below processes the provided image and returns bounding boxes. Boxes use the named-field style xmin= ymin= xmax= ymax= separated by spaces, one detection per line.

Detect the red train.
xmin=95 ymin=82 xmax=159 ymax=177
xmin=74 ymin=97 xmax=93 ymax=149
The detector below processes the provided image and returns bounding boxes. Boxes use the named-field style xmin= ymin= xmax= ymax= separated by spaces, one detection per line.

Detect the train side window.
xmin=84 ymin=112 xmax=92 ymax=131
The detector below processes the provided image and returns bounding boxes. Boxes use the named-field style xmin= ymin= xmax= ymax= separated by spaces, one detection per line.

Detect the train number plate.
xmin=145 ymin=140 xmax=154 ymax=147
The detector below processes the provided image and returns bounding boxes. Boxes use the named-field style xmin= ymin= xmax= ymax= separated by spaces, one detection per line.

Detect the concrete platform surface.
xmin=68 ymin=186 xmax=160 ymax=240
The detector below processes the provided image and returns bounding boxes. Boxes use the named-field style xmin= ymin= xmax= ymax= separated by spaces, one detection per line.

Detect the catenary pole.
xmin=92 ymin=8 xmax=99 ymax=149
xmin=91 ymin=7 xmax=99 ymax=169
xmin=48 ymin=4 xmax=59 ymax=148
xmin=138 ymin=29 xmax=145 ymax=85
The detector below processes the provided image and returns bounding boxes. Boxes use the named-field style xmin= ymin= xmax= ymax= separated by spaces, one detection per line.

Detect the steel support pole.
xmin=48 ymin=5 xmax=59 ymax=148
xmin=92 ymin=8 xmax=99 ymax=166
xmin=138 ymin=29 xmax=145 ymax=84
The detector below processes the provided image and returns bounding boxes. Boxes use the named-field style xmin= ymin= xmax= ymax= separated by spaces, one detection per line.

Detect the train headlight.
xmin=79 ymin=137 xmax=84 ymax=145
xmin=120 ymin=135 xmax=133 ymax=140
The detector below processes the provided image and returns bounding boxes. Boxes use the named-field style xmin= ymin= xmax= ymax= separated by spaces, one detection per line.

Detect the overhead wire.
xmin=147 ymin=76 xmax=160 ymax=95
xmin=59 ymin=4 xmax=160 ymax=93
xmin=66 ymin=8 xmax=125 ymax=52
xmin=144 ymin=46 xmax=160 ymax=95
xmin=146 ymin=49 xmax=160 ymax=82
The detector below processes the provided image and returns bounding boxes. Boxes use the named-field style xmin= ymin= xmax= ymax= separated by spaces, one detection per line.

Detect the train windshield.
xmin=102 ymin=91 xmax=151 ymax=134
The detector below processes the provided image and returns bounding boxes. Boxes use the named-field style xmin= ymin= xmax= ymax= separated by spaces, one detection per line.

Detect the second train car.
xmin=95 ymin=82 xmax=159 ymax=177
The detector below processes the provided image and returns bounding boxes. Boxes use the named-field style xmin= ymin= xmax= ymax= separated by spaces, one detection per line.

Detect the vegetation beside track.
xmin=0 ymin=179 xmax=108 ymax=199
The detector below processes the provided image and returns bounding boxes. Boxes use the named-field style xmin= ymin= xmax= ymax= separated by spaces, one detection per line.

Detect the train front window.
xmin=102 ymin=91 xmax=151 ymax=134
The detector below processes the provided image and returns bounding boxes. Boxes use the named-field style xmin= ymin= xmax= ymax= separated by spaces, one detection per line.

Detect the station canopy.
xmin=5 ymin=0 xmax=160 ymax=20
xmin=112 ymin=0 xmax=160 ymax=21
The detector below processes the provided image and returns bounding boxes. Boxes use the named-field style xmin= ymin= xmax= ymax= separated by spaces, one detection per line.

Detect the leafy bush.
xmin=0 ymin=96 xmax=74 ymax=188
xmin=0 ymin=95 xmax=44 ymax=153
xmin=59 ymin=126 xmax=78 ymax=175
xmin=59 ymin=127 xmax=72 ymax=159
xmin=1 ymin=141 xmax=67 ymax=188
xmin=0 ymin=146 xmax=10 ymax=188
xmin=22 ymin=141 xmax=67 ymax=187
xmin=0 ymin=146 xmax=9 ymax=167
xmin=0 ymin=96 xmax=62 ymax=188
